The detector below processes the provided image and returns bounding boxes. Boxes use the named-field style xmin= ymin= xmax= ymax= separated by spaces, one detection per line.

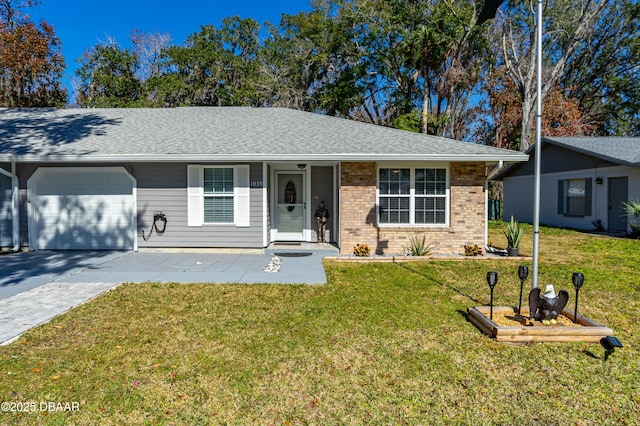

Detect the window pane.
xmin=416 ymin=168 xmax=446 ymax=195
xmin=415 ymin=196 xmax=446 ymax=224
xmin=379 ymin=168 xmax=410 ymax=195
xmin=204 ymin=168 xmax=214 ymax=193
xmin=204 ymin=168 xmax=234 ymax=194
xmin=566 ymin=179 xmax=585 ymax=215
xmin=204 ymin=196 xmax=234 ymax=223
xmin=379 ymin=196 xmax=410 ymax=224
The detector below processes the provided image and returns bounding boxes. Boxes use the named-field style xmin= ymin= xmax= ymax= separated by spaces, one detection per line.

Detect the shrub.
xmin=353 ymin=243 xmax=371 ymax=257
xmin=463 ymin=244 xmax=483 ymax=256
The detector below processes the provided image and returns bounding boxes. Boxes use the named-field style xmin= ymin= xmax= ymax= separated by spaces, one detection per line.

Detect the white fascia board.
xmin=2 ymin=152 xmax=529 ymax=163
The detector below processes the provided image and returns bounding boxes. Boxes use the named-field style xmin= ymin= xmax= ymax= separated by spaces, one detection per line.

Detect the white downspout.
xmin=485 ymin=161 xmax=504 ymax=250
xmin=0 ymin=163 xmax=20 ymax=252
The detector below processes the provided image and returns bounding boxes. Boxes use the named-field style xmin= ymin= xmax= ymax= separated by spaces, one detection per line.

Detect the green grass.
xmin=1 ymin=224 xmax=639 ymax=424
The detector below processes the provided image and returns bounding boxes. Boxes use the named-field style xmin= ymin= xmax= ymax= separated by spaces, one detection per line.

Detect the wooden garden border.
xmin=466 ymin=306 xmax=613 ymax=343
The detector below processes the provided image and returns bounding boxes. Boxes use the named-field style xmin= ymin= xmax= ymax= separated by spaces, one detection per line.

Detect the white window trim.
xmin=376 ymin=164 xmax=450 ymax=227
xmin=187 ymin=165 xmax=250 ymax=227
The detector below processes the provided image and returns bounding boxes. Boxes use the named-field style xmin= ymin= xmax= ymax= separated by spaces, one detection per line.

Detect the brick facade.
xmin=339 ymin=162 xmax=486 ymax=255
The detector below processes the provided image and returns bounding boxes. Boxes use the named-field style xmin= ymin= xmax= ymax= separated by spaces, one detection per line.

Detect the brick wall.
xmin=339 ymin=162 xmax=486 ymax=255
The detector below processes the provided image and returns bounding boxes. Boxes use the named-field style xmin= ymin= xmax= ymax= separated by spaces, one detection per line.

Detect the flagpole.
xmin=531 ymin=0 xmax=543 ymax=289
xmin=476 ymin=0 xmax=543 ymax=289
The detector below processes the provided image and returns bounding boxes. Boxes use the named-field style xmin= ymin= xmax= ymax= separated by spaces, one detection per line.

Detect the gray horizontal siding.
xmin=15 ymin=162 xmax=265 ymax=249
xmin=506 ymin=165 xmax=640 ymax=231
xmin=136 ymin=162 xmax=264 ymax=248
xmin=508 ymin=144 xmax=617 ymax=177
xmin=502 ymin=175 xmax=536 ymax=223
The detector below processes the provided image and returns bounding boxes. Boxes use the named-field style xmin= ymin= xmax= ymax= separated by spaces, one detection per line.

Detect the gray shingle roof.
xmin=0 ymin=107 xmax=527 ymax=163
xmin=543 ymin=137 xmax=640 ymax=166
xmin=493 ymin=136 xmax=640 ymax=180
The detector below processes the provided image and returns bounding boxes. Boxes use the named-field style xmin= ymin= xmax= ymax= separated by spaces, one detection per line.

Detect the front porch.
xmin=268 ymin=163 xmax=339 ymax=246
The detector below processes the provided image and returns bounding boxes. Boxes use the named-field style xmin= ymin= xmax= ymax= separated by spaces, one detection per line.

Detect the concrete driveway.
xmin=1 ymin=247 xmax=335 ymax=299
xmin=0 ymin=246 xmax=337 ymax=345
xmin=0 ymin=250 xmax=129 ymax=300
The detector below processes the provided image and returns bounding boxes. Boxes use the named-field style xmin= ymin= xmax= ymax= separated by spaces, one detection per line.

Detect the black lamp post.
xmin=487 ymin=271 xmax=498 ymax=320
xmin=517 ymin=265 xmax=529 ymax=319
xmin=572 ymin=272 xmax=584 ymax=323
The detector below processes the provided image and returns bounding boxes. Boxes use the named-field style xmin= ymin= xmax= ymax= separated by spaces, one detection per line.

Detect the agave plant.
xmin=621 ymin=199 xmax=640 ymax=236
xmin=504 ymin=215 xmax=524 ymax=249
xmin=405 ymin=235 xmax=435 ymax=256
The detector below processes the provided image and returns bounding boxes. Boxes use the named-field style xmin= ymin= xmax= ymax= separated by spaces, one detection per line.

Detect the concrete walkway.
xmin=0 ymin=244 xmax=338 ymax=345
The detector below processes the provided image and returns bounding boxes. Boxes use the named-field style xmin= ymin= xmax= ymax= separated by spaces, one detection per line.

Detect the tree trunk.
xmin=520 ymin=93 xmax=534 ymax=151
xmin=421 ymin=87 xmax=429 ymax=134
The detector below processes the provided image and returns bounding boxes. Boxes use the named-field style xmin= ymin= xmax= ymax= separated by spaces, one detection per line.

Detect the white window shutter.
xmin=234 ymin=165 xmax=250 ymax=227
xmin=187 ymin=165 xmax=203 ymax=226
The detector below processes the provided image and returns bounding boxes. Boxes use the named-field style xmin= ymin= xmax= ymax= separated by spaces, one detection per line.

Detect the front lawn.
xmin=1 ymin=224 xmax=638 ymax=424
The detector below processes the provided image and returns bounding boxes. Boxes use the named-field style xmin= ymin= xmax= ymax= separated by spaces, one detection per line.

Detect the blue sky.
xmin=27 ymin=1 xmax=312 ymax=101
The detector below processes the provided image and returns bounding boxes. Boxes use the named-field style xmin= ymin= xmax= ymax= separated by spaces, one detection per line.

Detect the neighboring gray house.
xmin=0 ymin=107 xmax=527 ymax=255
xmin=496 ymin=137 xmax=640 ymax=232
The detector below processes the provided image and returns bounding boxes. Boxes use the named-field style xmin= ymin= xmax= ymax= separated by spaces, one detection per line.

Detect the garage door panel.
xmin=38 ymin=183 xmax=132 ymax=196
xmin=30 ymin=169 xmax=135 ymax=250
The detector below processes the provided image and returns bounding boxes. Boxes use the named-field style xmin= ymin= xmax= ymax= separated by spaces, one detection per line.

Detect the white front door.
xmin=275 ymin=171 xmax=306 ymax=240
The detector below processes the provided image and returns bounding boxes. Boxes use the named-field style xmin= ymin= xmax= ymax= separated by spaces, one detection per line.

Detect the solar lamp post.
xmin=487 ymin=271 xmax=499 ymax=320
xmin=517 ymin=265 xmax=529 ymax=320
xmin=571 ymin=272 xmax=584 ymax=323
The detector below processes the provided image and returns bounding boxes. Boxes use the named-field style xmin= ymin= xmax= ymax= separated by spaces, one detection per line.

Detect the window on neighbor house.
xmin=378 ymin=167 xmax=448 ymax=225
xmin=558 ymin=178 xmax=592 ymax=217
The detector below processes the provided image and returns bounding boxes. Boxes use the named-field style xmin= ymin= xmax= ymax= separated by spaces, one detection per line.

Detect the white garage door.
xmin=28 ymin=168 xmax=136 ymax=250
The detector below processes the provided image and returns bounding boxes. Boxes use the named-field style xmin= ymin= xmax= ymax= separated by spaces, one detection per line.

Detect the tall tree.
xmin=491 ymin=0 xmax=609 ymax=151
xmin=131 ymin=29 xmax=171 ymax=82
xmin=393 ymin=0 xmax=487 ymax=137
xmin=262 ymin=3 xmax=366 ymax=115
xmin=261 ymin=11 xmax=331 ymax=111
xmin=560 ymin=0 xmax=640 ymax=136
xmin=153 ymin=17 xmax=263 ymax=107
xmin=0 ymin=0 xmax=38 ymax=29
xmin=0 ymin=0 xmax=66 ymax=107
xmin=75 ymin=40 xmax=147 ymax=107
xmin=264 ymin=0 xmax=491 ymax=139
xmin=485 ymin=66 xmax=596 ymax=150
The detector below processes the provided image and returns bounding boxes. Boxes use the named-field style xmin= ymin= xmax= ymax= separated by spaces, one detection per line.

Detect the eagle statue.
xmin=529 ymin=285 xmax=569 ymax=323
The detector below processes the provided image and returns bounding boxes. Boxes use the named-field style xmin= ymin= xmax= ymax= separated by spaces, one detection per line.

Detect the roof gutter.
xmin=0 ymin=163 xmax=20 ymax=252
xmin=0 ymin=153 xmax=530 ymax=163
xmin=487 ymin=160 xmax=505 ymax=180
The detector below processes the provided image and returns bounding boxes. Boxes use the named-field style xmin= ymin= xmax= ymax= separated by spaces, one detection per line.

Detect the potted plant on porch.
xmin=504 ymin=215 xmax=524 ymax=256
